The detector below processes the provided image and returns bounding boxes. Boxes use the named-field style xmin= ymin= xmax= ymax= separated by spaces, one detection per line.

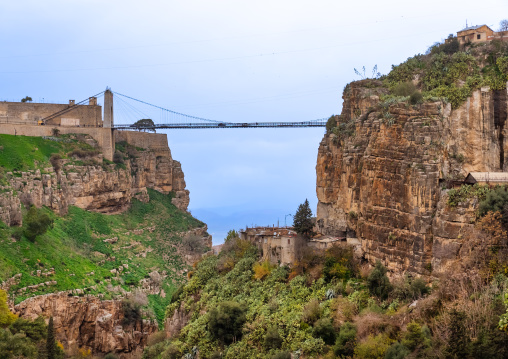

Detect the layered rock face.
xmin=15 ymin=292 xmax=157 ymax=357
xmin=316 ymin=80 xmax=508 ymax=274
xmin=0 ymin=134 xmax=190 ymax=226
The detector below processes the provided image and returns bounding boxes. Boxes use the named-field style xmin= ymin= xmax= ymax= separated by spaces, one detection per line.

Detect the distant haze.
xmin=1 ymin=1 xmax=505 ymax=244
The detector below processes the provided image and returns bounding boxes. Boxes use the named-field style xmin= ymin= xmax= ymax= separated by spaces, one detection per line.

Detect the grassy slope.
xmin=0 ymin=134 xmax=205 ymax=327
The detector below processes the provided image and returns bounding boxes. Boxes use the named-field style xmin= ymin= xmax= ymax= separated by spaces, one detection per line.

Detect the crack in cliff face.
xmin=493 ymin=89 xmax=507 ymax=170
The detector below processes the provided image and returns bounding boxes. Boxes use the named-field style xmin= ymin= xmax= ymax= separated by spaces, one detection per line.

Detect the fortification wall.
xmin=0 ymin=124 xmax=114 ymax=161
xmin=0 ymin=102 xmax=102 ymax=127
xmin=115 ymin=130 xmax=171 ymax=155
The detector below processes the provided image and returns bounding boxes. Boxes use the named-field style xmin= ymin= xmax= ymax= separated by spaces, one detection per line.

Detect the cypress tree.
xmin=293 ymin=199 xmax=315 ymax=237
xmin=46 ymin=316 xmax=56 ymax=359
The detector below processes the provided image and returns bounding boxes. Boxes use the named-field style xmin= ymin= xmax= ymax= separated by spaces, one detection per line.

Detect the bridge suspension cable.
xmin=113 ymin=91 xmax=228 ymax=124
xmin=41 ymin=90 xmax=106 ymax=123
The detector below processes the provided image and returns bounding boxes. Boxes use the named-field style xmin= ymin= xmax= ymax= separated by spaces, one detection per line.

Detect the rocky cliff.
xmin=15 ymin=292 xmax=158 ymax=357
xmin=316 ymin=80 xmax=508 ymax=274
xmin=0 ymin=131 xmax=205 ymax=357
xmin=0 ymin=132 xmax=190 ymax=226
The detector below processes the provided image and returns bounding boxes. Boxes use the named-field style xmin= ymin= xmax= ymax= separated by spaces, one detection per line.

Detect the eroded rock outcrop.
xmin=14 ymin=292 xmax=157 ymax=357
xmin=316 ymin=80 xmax=508 ymax=274
xmin=0 ymin=132 xmax=190 ymax=225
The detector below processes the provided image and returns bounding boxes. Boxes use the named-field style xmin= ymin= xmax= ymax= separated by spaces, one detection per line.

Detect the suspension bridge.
xmin=39 ymin=89 xmax=327 ymax=130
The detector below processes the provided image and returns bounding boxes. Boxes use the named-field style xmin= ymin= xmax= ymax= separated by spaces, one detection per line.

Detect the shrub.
xmin=367 ymin=261 xmax=392 ymax=300
xmin=479 ymin=186 xmax=508 ymax=227
xmin=170 ymin=284 xmax=184 ymax=304
xmin=323 ymin=244 xmax=357 ymax=281
xmin=271 ymin=352 xmax=291 ymax=359
xmin=393 ymin=82 xmax=417 ymax=96
xmin=409 ymin=91 xmax=423 ymax=104
xmin=0 ymin=328 xmax=37 ymax=358
xmin=49 ymin=153 xmax=61 ymax=172
xmin=264 ymin=327 xmax=283 ymax=350
xmin=51 ymin=128 xmax=60 ymax=137
xmin=11 ymin=228 xmax=22 ymax=241
xmin=113 ymin=151 xmax=124 ymax=164
xmin=104 ymin=354 xmax=118 ymax=359
xmin=354 ymin=333 xmax=392 ymax=359
xmin=302 ymin=298 xmax=321 ymax=324
xmin=161 ymin=343 xmax=182 ymax=359
xmin=447 ymin=184 xmax=490 ymax=207
xmin=9 ymin=317 xmax=46 ymax=341
xmin=312 ymin=318 xmax=336 ymax=345
xmin=0 ymin=289 xmax=17 ymax=327
xmin=253 ymin=260 xmax=274 ymax=280
xmin=207 ymin=301 xmax=247 ymax=344
xmin=122 ymin=299 xmax=142 ymax=325
xmin=68 ymin=149 xmax=100 ymax=159
xmin=401 ymin=321 xmax=429 ymax=351
xmin=445 ymin=310 xmax=470 ymax=358
xmin=384 ymin=342 xmax=410 ymax=359
xmin=23 ymin=206 xmax=53 ymax=242
xmin=334 ymin=322 xmax=356 ymax=357
xmin=182 ymin=235 xmax=205 ymax=254
xmin=392 ymin=275 xmax=429 ymax=301
xmin=326 ymin=115 xmax=338 ymax=133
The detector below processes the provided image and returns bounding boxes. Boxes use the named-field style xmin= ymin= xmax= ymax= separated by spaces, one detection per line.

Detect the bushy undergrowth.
xmin=385 ymin=40 xmax=508 ymax=108
xmin=447 ymin=184 xmax=490 ymax=207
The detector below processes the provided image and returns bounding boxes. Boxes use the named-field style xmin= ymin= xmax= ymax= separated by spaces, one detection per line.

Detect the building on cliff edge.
xmin=456 ymin=24 xmax=508 ymax=45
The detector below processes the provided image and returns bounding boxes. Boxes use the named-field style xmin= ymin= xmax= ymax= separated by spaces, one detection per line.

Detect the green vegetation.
xmin=0 ymin=188 xmax=204 ymax=326
xmin=447 ymin=184 xmax=491 ymax=207
xmin=0 ymin=290 xmax=62 ymax=359
xmin=0 ymin=289 xmax=16 ymax=327
xmin=23 ymin=206 xmax=53 ymax=242
xmin=207 ymin=301 xmax=247 ymax=345
xmin=367 ymin=261 xmax=392 ymax=300
xmin=385 ymin=40 xmax=508 ymax=108
xmin=148 ymin=239 xmax=437 ymax=359
xmin=0 ymin=134 xmax=100 ymax=173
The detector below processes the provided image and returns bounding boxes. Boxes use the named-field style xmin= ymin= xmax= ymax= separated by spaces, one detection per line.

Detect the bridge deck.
xmin=114 ymin=121 xmax=326 ymax=130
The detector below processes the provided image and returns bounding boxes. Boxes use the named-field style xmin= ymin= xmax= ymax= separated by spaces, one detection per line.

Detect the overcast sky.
xmin=1 ymin=1 xmax=506 ymax=243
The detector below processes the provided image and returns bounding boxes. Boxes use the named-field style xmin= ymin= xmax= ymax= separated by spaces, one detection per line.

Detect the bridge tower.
xmin=104 ymin=88 xmax=114 ymax=128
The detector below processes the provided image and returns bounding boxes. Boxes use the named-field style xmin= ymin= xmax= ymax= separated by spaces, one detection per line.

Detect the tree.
xmin=367 ymin=261 xmax=392 ymax=300
xmin=0 ymin=328 xmax=37 ymax=359
xmin=499 ymin=19 xmax=508 ymax=32
xmin=207 ymin=301 xmax=247 ymax=344
xmin=132 ymin=119 xmax=155 ymax=132
xmin=0 ymin=289 xmax=17 ymax=327
xmin=293 ymin=199 xmax=314 ymax=237
xmin=46 ymin=316 xmax=57 ymax=359
xmin=446 ymin=310 xmax=470 ymax=358
xmin=182 ymin=235 xmax=205 ymax=253
xmin=20 ymin=96 xmax=32 ymax=103
xmin=225 ymin=229 xmax=238 ymax=242
xmin=23 ymin=206 xmax=53 ymax=242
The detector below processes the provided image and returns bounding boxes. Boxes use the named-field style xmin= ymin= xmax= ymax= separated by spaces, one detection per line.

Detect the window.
xmin=477 ymin=34 xmax=481 ymax=40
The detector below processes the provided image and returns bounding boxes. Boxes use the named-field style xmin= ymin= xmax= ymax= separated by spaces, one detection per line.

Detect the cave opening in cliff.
xmin=493 ymin=89 xmax=507 ymax=170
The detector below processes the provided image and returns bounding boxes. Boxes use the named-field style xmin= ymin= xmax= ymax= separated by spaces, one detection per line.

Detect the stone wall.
xmin=0 ymin=101 xmax=101 ymax=127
